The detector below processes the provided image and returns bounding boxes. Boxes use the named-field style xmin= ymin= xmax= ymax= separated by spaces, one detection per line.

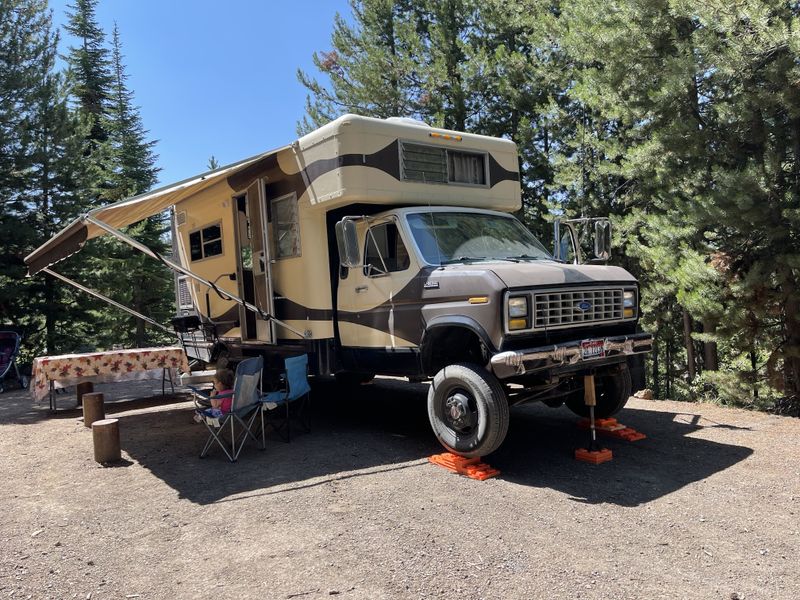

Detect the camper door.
xmin=233 ymin=179 xmax=276 ymax=343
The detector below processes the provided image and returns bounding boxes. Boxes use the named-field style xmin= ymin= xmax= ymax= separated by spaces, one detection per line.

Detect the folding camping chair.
xmin=260 ymin=354 xmax=311 ymax=445
xmin=192 ymin=356 xmax=263 ymax=462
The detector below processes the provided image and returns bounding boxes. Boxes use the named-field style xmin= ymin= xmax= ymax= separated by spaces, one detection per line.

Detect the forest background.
xmin=1 ymin=0 xmax=799 ymax=414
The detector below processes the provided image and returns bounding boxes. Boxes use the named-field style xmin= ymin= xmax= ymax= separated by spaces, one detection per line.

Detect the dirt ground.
xmin=0 ymin=376 xmax=798 ymax=600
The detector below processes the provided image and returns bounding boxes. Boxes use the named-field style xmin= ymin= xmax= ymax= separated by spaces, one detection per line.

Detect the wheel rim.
xmin=443 ymin=388 xmax=478 ymax=435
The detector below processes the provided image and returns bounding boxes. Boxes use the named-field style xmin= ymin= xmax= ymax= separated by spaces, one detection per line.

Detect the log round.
xmin=83 ymin=392 xmax=105 ymax=428
xmin=76 ymin=382 xmax=94 ymax=406
xmin=92 ymin=418 xmax=121 ymax=464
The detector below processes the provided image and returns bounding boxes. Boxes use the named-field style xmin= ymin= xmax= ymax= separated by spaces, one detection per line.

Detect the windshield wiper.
xmin=503 ymin=254 xmax=545 ymax=261
xmin=439 ymin=256 xmax=486 ymax=265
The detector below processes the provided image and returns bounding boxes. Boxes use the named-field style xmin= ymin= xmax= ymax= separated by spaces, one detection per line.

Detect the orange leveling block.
xmin=577 ymin=417 xmax=647 ymax=442
xmin=575 ymin=374 xmax=613 ymax=464
xmin=428 ymin=452 xmax=501 ymax=481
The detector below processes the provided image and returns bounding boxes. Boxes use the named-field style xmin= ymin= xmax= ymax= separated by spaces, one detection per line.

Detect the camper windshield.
xmin=406 ymin=211 xmax=551 ymax=265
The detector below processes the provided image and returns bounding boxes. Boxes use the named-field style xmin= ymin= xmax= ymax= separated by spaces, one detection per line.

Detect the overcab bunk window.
xmin=364 ymin=222 xmax=410 ymax=275
xmin=271 ymin=193 xmax=301 ymax=259
xmin=189 ymin=222 xmax=223 ymax=261
xmin=400 ymin=142 xmax=487 ymax=186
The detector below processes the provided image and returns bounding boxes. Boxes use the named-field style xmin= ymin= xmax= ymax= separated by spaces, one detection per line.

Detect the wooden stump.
xmin=83 ymin=392 xmax=105 ymax=428
xmin=92 ymin=418 xmax=120 ymax=464
xmin=76 ymin=382 xmax=94 ymax=406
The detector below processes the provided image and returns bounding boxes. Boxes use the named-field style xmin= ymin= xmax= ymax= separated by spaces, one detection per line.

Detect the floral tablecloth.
xmin=31 ymin=347 xmax=190 ymax=402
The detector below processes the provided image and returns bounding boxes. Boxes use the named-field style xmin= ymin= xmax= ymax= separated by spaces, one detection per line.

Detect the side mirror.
xmin=335 ymin=218 xmax=361 ymax=268
xmin=593 ymin=219 xmax=611 ymax=261
xmin=553 ymin=220 xmax=579 ymax=264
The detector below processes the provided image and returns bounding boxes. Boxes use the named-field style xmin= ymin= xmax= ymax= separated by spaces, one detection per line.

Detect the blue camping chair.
xmin=260 ymin=354 xmax=311 ymax=445
xmin=191 ymin=356 xmax=263 ymax=462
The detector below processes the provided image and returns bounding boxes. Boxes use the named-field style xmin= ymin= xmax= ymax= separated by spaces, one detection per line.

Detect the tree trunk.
xmin=665 ymin=336 xmax=672 ymax=400
xmin=683 ymin=310 xmax=696 ymax=383
xmin=652 ymin=337 xmax=660 ymax=399
xmin=703 ymin=320 xmax=719 ymax=371
xmin=783 ymin=282 xmax=800 ymax=398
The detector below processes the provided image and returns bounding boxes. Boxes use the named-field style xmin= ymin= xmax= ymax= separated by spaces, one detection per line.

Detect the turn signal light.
xmin=509 ymin=318 xmax=528 ymax=330
xmin=624 ymin=308 xmax=634 ymax=318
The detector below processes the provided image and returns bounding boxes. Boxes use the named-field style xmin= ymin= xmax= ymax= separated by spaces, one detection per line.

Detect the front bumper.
xmin=490 ymin=332 xmax=653 ymax=379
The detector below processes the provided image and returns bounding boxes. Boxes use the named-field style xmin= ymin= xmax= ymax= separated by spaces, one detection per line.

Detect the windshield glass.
xmin=406 ymin=212 xmax=552 ymax=265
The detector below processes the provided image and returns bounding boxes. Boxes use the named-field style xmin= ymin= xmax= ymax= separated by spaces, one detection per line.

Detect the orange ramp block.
xmin=578 ymin=418 xmax=646 ymax=442
xmin=575 ymin=447 xmax=613 ymax=464
xmin=428 ymin=452 xmax=500 ymax=481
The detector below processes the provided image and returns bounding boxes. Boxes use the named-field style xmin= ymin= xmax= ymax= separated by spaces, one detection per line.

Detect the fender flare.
xmin=420 ymin=316 xmax=497 ymax=373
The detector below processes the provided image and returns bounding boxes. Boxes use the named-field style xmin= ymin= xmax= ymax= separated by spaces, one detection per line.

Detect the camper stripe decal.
xmin=228 ymin=140 xmax=519 ymax=198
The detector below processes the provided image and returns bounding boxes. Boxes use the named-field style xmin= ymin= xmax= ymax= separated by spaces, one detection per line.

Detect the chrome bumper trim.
xmin=490 ymin=333 xmax=653 ymax=379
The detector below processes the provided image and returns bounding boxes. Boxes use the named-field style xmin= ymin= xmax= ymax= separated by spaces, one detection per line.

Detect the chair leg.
xmin=286 ymin=401 xmax=291 ymax=443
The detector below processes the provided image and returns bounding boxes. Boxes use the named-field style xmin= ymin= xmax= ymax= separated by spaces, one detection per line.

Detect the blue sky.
xmin=48 ymin=0 xmax=351 ymax=185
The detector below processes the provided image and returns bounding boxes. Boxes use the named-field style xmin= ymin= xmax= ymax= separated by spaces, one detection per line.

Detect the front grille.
xmin=533 ymin=288 xmax=624 ymax=329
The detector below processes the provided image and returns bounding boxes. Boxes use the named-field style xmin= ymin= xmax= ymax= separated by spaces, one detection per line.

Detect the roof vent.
xmin=175 ymin=211 xmax=187 ymax=227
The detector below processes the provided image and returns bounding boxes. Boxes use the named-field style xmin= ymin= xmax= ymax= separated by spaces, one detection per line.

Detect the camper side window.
xmin=271 ymin=193 xmax=301 ymax=259
xmin=189 ymin=223 xmax=223 ymax=261
xmin=364 ymin=222 xmax=410 ymax=276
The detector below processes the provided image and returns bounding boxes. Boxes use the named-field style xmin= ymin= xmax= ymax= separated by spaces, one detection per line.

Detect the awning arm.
xmin=42 ymin=268 xmax=176 ymax=336
xmin=85 ymin=216 xmax=309 ymax=339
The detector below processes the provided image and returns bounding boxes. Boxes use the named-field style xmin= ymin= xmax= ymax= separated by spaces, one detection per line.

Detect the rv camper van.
xmin=26 ymin=114 xmax=652 ymax=457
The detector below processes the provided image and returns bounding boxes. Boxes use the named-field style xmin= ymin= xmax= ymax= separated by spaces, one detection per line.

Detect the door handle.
xmin=355 ymin=285 xmax=369 ymax=293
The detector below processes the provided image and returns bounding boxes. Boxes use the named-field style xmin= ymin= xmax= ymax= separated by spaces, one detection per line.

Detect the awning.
xmin=24 ymin=146 xmax=288 ymax=276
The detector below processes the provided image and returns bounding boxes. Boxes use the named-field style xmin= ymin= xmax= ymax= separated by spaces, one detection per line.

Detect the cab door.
xmin=337 ymin=218 xmax=419 ymax=349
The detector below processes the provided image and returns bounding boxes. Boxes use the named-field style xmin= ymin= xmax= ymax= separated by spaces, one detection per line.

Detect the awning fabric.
xmin=24 ymin=146 xmax=287 ymax=276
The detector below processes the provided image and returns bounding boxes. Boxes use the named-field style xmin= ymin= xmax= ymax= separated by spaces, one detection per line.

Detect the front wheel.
xmin=427 ymin=363 xmax=509 ymax=458
xmin=564 ymin=364 xmax=632 ymax=419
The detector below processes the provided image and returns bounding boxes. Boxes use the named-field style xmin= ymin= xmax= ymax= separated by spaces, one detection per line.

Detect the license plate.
xmin=580 ymin=339 xmax=605 ymax=360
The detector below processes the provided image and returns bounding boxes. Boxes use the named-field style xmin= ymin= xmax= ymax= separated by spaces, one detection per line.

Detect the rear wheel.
xmin=565 ymin=364 xmax=632 ymax=419
xmin=427 ymin=363 xmax=509 ymax=458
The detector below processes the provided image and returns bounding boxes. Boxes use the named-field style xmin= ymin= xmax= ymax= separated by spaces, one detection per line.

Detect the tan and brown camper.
xmin=26 ymin=114 xmax=652 ymax=456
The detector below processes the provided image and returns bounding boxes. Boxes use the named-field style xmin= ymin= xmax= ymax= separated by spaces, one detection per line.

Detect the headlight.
xmin=507 ymin=296 xmax=529 ymax=330
xmin=623 ymin=290 xmax=637 ymax=318
xmin=508 ymin=297 xmax=528 ymax=318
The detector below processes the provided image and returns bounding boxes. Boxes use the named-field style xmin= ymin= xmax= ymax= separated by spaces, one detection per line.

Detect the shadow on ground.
xmin=2 ymin=378 xmax=754 ymax=507
xmin=492 ymin=401 xmax=754 ymax=506
xmin=110 ymin=378 xmax=753 ymax=507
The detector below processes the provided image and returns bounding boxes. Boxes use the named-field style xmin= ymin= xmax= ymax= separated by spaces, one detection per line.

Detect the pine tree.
xmin=0 ymin=0 xmax=93 ymax=357
xmin=63 ymin=0 xmax=112 ymax=151
xmin=562 ymin=0 xmax=800 ymax=408
xmin=92 ymin=24 xmax=168 ymax=349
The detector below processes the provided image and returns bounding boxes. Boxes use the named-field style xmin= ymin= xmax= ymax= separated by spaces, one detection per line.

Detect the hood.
xmin=479 ymin=260 xmax=637 ymax=289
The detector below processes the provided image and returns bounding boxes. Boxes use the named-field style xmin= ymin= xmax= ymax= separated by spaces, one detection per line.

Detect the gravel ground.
xmin=0 ymin=376 xmax=798 ymax=600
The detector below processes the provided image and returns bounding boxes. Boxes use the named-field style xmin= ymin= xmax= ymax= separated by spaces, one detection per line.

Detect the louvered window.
xmin=401 ymin=142 xmax=487 ymax=186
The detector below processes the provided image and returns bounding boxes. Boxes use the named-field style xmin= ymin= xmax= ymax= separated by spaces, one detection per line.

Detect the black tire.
xmin=565 ymin=365 xmax=632 ymax=419
xmin=427 ymin=363 xmax=510 ymax=458
xmin=19 ymin=376 xmax=29 ymax=390
xmin=335 ymin=372 xmax=375 ymax=386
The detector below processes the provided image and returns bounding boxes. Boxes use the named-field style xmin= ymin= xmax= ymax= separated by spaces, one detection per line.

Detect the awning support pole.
xmin=85 ymin=216 xmax=308 ymax=339
xmin=42 ymin=268 xmax=176 ymax=336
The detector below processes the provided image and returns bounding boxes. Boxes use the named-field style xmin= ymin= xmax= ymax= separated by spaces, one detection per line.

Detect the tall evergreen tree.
xmin=91 ymin=24 xmax=169 ymax=348
xmin=0 ymin=0 xmax=93 ymax=356
xmin=63 ymin=0 xmax=112 ymax=151
xmin=562 ymin=0 xmax=800 ymax=408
